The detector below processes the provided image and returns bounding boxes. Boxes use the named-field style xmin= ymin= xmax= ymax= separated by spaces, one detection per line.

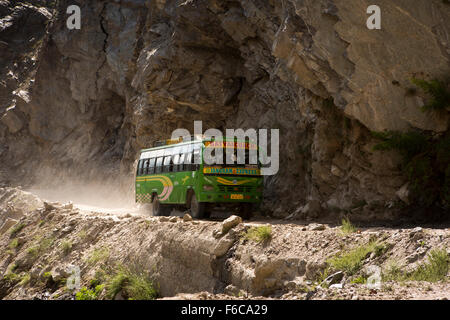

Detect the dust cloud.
xmin=27 ymin=171 xmax=142 ymax=215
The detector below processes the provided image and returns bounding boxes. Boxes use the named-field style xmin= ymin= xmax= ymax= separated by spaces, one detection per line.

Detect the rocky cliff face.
xmin=1 ymin=0 xmax=449 ymax=219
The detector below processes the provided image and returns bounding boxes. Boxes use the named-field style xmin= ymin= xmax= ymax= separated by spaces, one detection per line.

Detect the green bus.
xmin=135 ymin=136 xmax=263 ymax=219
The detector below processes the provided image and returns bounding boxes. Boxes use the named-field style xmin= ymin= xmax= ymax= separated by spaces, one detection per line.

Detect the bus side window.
xmin=176 ymin=154 xmax=184 ymax=172
xmin=137 ymin=160 xmax=143 ymax=176
xmin=155 ymin=157 xmax=163 ymax=174
xmin=141 ymin=160 xmax=147 ymax=176
xmin=172 ymin=154 xmax=180 ymax=172
xmin=163 ymin=156 xmax=171 ymax=173
xmin=142 ymin=159 xmax=149 ymax=175
xmin=148 ymin=158 xmax=156 ymax=174
xmin=184 ymin=152 xmax=193 ymax=171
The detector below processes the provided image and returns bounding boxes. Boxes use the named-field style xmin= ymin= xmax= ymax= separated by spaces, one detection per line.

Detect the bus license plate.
xmin=231 ymin=194 xmax=244 ymax=200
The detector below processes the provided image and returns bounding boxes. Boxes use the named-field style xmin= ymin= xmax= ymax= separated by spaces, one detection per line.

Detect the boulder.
xmin=50 ymin=265 xmax=71 ymax=282
xmin=305 ymin=261 xmax=327 ymax=280
xmin=396 ymin=184 xmax=410 ymax=204
xmin=409 ymin=227 xmax=424 ymax=241
xmin=213 ymin=233 xmax=236 ymax=257
xmin=224 ymin=284 xmax=240 ymax=296
xmin=221 ymin=215 xmax=242 ymax=234
xmin=44 ymin=202 xmax=58 ymax=211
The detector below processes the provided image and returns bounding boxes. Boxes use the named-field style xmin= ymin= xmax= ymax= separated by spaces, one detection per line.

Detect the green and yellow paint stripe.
xmin=136 ymin=175 xmax=174 ymax=200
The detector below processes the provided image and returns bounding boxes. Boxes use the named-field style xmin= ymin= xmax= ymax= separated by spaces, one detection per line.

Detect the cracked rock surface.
xmin=0 ymin=0 xmax=449 ymax=219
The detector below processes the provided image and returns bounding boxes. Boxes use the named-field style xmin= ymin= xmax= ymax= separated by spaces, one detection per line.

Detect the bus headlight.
xmin=203 ymin=185 xmax=214 ymax=191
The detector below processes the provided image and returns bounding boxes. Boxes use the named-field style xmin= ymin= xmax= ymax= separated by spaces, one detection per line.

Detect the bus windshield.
xmin=203 ymin=140 xmax=260 ymax=169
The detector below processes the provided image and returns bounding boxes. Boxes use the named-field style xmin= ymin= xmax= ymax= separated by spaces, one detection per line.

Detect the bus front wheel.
xmin=152 ymin=197 xmax=171 ymax=216
xmin=190 ymin=193 xmax=206 ymax=219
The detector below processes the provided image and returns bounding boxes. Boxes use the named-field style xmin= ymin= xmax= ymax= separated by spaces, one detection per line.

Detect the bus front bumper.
xmin=198 ymin=192 xmax=262 ymax=203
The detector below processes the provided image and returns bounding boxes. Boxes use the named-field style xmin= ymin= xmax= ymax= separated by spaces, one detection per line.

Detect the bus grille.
xmin=218 ymin=185 xmax=255 ymax=193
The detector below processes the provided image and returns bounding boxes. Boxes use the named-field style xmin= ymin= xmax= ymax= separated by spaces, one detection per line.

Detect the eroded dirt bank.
xmin=0 ymin=187 xmax=448 ymax=300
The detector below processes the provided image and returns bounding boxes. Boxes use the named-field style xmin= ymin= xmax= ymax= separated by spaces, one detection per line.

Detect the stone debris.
xmin=63 ymin=202 xmax=73 ymax=210
xmin=44 ymin=202 xmax=58 ymax=211
xmin=329 ymin=283 xmax=343 ymax=289
xmin=308 ymin=223 xmax=326 ymax=231
xmin=0 ymin=187 xmax=449 ymax=301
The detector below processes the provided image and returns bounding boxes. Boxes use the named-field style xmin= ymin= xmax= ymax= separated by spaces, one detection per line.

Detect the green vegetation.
xmin=372 ymin=131 xmax=450 ymax=207
xmin=9 ymin=223 xmax=25 ymax=237
xmin=43 ymin=272 xmax=52 ymax=279
xmin=87 ymin=247 xmax=110 ymax=265
xmin=3 ymin=264 xmax=19 ymax=283
xmin=350 ymin=275 xmax=367 ymax=285
xmin=71 ymin=268 xmax=108 ymax=300
xmin=372 ymin=131 xmax=428 ymax=159
xmin=383 ymin=248 xmax=449 ymax=283
xmin=26 ymin=246 xmax=39 ymax=258
xmin=78 ymin=229 xmax=87 ymax=240
xmin=26 ymin=236 xmax=55 ymax=259
xmin=374 ymin=77 xmax=450 ymax=208
xmin=327 ymin=241 xmax=387 ymax=276
xmin=76 ymin=285 xmax=105 ymax=300
xmin=411 ymin=78 xmax=450 ymax=112
xmin=19 ymin=273 xmax=31 ymax=286
xmin=92 ymin=269 xmax=107 ymax=286
xmin=317 ymin=269 xmax=331 ymax=288
xmin=39 ymin=237 xmax=54 ymax=252
xmin=60 ymin=240 xmax=73 ymax=256
xmin=340 ymin=218 xmax=356 ymax=235
xmin=242 ymin=226 xmax=272 ymax=243
xmin=9 ymin=239 xmax=19 ymax=249
xmin=410 ymin=248 xmax=449 ymax=282
xmin=2 ymin=264 xmax=30 ymax=286
xmin=3 ymin=272 xmax=19 ymax=283
xmin=40 ymin=271 xmax=66 ymax=288
xmin=298 ymin=284 xmax=318 ymax=294
xmin=105 ymin=266 xmax=158 ymax=300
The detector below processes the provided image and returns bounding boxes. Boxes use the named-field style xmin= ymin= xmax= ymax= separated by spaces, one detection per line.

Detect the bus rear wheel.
xmin=240 ymin=203 xmax=253 ymax=220
xmin=152 ymin=197 xmax=171 ymax=216
xmin=190 ymin=193 xmax=207 ymax=219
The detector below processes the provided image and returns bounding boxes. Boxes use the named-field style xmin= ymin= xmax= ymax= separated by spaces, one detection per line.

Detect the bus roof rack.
xmin=153 ymin=135 xmax=204 ymax=147
xmin=152 ymin=135 xmax=257 ymax=147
